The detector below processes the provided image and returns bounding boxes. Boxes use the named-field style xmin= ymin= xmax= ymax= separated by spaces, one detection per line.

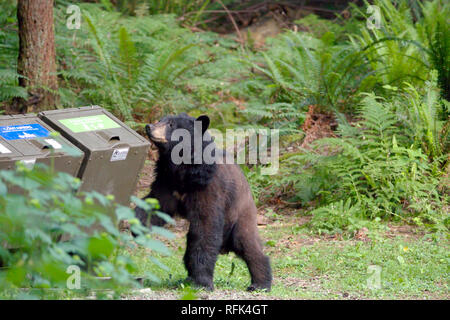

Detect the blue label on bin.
xmin=0 ymin=123 xmax=50 ymax=140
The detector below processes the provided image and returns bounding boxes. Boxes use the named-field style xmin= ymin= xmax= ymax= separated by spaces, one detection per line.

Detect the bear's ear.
xmin=196 ymin=115 xmax=210 ymax=134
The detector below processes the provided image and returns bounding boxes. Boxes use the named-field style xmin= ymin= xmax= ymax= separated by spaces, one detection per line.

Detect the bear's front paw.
xmin=185 ymin=276 xmax=214 ymax=291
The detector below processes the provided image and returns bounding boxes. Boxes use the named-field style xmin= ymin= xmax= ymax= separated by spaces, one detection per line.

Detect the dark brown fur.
xmin=136 ymin=114 xmax=272 ymax=291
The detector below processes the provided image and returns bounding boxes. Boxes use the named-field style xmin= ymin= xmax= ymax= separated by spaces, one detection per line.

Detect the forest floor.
xmin=122 ymin=161 xmax=449 ymax=300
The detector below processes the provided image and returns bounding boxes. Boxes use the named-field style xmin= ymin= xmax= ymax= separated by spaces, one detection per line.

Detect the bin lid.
xmin=39 ymin=106 xmax=150 ymax=151
xmin=0 ymin=114 xmax=83 ymax=161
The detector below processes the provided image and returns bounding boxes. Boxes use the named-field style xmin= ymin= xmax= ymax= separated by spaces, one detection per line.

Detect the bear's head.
xmin=146 ymin=113 xmax=217 ymax=190
xmin=145 ymin=113 xmax=214 ymax=163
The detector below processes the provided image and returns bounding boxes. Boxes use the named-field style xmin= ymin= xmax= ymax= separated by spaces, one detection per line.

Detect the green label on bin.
xmin=59 ymin=115 xmax=120 ymax=133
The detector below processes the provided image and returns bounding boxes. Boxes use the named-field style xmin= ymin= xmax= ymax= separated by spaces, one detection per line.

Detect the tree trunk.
xmin=16 ymin=0 xmax=58 ymax=113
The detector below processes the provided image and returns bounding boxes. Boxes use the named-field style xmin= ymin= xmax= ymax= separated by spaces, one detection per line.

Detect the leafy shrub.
xmin=0 ymin=69 xmax=27 ymax=102
xmin=0 ymin=2 xmax=265 ymax=127
xmin=54 ymin=3 xmax=250 ymax=127
xmin=392 ymin=72 xmax=449 ymax=163
xmin=0 ymin=1 xmax=27 ymax=103
xmin=281 ymin=93 xmax=448 ymax=235
xmin=351 ymin=0 xmax=428 ymax=89
xmin=307 ymin=199 xmax=383 ymax=237
xmin=243 ymin=30 xmax=375 ymax=129
xmin=417 ymin=0 xmax=450 ymax=107
xmin=53 ymin=4 xmax=203 ymax=124
xmin=351 ymin=0 xmax=449 ymax=111
xmin=0 ymin=162 xmax=173 ymax=299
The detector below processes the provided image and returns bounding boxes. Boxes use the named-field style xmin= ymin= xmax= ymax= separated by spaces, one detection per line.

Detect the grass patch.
xmin=124 ymin=215 xmax=449 ymax=300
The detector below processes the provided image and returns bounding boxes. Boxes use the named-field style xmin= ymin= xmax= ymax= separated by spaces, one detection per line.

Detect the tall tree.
xmin=16 ymin=0 xmax=58 ymax=112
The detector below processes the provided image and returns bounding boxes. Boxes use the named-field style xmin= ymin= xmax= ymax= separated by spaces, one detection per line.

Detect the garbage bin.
xmin=39 ymin=106 xmax=150 ymax=206
xmin=0 ymin=114 xmax=83 ymax=180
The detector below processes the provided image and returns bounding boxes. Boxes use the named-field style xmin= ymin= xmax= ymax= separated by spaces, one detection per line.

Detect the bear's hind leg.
xmin=233 ymin=229 xmax=272 ymax=291
xmin=183 ymin=220 xmax=222 ymax=291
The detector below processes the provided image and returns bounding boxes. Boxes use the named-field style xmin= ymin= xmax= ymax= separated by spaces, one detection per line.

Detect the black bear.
xmin=135 ymin=113 xmax=272 ymax=291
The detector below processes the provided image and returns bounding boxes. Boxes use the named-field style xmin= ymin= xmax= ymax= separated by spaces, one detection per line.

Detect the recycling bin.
xmin=0 ymin=114 xmax=83 ymax=183
xmin=39 ymin=106 xmax=150 ymax=206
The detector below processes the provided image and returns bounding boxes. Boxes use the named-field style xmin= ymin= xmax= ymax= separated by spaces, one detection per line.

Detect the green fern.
xmin=393 ymin=72 xmax=449 ymax=162
xmin=118 ymin=26 xmax=139 ymax=87
xmin=281 ymin=93 xmax=446 ymax=233
xmin=0 ymin=69 xmax=28 ymax=101
xmin=419 ymin=0 xmax=450 ymax=104
xmin=351 ymin=0 xmax=449 ymax=109
xmin=245 ymin=30 xmax=375 ymax=119
xmin=53 ymin=5 xmax=200 ymax=123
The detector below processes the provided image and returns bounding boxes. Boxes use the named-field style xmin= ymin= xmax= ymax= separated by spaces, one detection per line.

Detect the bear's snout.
xmin=146 ymin=122 xmax=168 ymax=143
